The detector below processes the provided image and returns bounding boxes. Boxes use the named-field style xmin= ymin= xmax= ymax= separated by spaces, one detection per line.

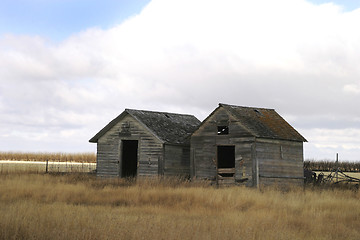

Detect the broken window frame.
xmin=217 ymin=126 xmax=229 ymax=135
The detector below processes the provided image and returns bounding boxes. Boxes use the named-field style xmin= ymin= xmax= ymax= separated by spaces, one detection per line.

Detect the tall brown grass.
xmin=0 ymin=173 xmax=359 ymax=240
xmin=0 ymin=151 xmax=96 ymax=163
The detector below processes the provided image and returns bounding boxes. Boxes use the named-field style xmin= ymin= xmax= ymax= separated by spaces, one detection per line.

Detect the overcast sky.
xmin=1 ymin=0 xmax=359 ymax=161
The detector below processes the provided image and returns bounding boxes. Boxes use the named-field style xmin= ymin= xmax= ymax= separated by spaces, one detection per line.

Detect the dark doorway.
xmin=217 ymin=146 xmax=235 ymax=168
xmin=121 ymin=140 xmax=138 ymax=178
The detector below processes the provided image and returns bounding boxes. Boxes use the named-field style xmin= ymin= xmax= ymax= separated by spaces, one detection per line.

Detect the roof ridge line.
xmin=219 ymin=103 xmax=275 ymax=111
xmin=125 ymin=108 xmax=197 ymax=117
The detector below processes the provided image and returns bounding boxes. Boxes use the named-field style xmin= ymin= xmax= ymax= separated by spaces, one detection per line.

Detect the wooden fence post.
xmin=46 ymin=159 xmax=49 ymax=173
xmin=335 ymin=153 xmax=339 ymax=183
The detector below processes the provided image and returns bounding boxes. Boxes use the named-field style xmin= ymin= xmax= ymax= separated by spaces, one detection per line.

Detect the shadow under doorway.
xmin=121 ymin=140 xmax=138 ymax=178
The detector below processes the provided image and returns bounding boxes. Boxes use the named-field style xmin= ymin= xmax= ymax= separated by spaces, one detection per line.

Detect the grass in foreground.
xmin=0 ymin=173 xmax=359 ymax=240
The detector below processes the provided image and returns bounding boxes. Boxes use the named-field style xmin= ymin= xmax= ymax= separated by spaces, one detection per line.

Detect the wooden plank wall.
xmin=191 ymin=107 xmax=255 ymax=186
xmin=96 ymin=140 xmax=119 ymax=178
xmin=233 ymin=140 xmax=254 ymax=187
xmin=96 ymin=114 xmax=163 ymax=177
xmin=164 ymin=144 xmax=190 ymax=177
xmin=191 ymin=143 xmax=217 ymax=180
xmin=256 ymin=138 xmax=304 ymax=186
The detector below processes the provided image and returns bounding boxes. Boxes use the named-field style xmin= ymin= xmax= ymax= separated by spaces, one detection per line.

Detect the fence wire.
xmin=0 ymin=160 xmax=96 ymax=173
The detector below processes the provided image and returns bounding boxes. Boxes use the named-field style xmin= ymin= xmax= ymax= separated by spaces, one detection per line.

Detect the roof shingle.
xmin=220 ymin=103 xmax=307 ymax=142
xmin=89 ymin=109 xmax=201 ymax=144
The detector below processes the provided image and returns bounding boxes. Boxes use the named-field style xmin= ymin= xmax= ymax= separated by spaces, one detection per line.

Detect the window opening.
xmin=217 ymin=126 xmax=229 ymax=135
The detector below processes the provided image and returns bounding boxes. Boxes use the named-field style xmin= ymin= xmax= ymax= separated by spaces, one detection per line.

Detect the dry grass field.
xmin=0 ymin=152 xmax=96 ymax=174
xmin=0 ymin=152 xmax=96 ymax=163
xmin=0 ymin=172 xmax=359 ymax=240
xmin=0 ymin=160 xmax=96 ymax=173
xmin=304 ymin=160 xmax=360 ymax=172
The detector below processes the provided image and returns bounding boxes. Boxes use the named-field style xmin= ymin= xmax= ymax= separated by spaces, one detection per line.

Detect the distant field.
xmin=0 ymin=173 xmax=359 ymax=240
xmin=305 ymin=160 xmax=360 ymax=172
xmin=0 ymin=152 xmax=96 ymax=163
xmin=0 ymin=160 xmax=96 ymax=173
xmin=0 ymin=152 xmax=96 ymax=173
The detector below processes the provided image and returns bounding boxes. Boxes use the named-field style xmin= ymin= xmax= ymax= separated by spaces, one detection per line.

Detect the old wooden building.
xmin=89 ymin=109 xmax=201 ymax=178
xmin=190 ymin=103 xmax=307 ymax=187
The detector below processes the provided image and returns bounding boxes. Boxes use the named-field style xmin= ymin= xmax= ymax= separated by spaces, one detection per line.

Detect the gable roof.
xmin=89 ymin=109 xmax=201 ymax=144
xmin=195 ymin=103 xmax=307 ymax=142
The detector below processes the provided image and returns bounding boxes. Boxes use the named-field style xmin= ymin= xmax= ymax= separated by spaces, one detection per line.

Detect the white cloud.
xmin=302 ymin=128 xmax=360 ymax=160
xmin=0 ymin=0 xmax=360 ymax=159
xmin=343 ymin=84 xmax=360 ymax=94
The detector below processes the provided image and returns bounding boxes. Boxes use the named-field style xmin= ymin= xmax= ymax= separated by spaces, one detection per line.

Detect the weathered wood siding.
xmin=191 ymin=107 xmax=305 ymax=187
xmin=163 ymin=144 xmax=190 ymax=177
xmin=96 ymin=114 xmax=163 ymax=177
xmin=256 ymin=138 xmax=304 ymax=186
xmin=97 ymin=138 xmax=119 ymax=178
xmin=191 ymin=107 xmax=254 ymax=186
